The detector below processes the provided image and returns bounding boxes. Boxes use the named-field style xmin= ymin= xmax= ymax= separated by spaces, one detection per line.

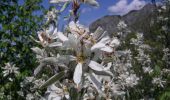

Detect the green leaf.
xmin=60 ymin=1 xmax=69 ymax=12
xmin=40 ymin=71 xmax=65 ymax=89
xmin=160 ymin=91 xmax=170 ymax=100
xmin=154 ymin=65 xmax=161 ymax=76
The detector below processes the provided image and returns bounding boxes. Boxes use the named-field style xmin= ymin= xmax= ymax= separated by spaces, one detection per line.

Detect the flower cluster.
xmin=18 ymin=0 xmax=170 ymax=99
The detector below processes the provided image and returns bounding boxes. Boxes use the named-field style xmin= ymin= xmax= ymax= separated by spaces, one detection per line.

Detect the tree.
xmin=0 ymin=0 xmax=45 ymax=99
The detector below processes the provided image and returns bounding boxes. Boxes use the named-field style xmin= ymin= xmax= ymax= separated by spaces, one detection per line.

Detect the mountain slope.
xmin=89 ymin=4 xmax=156 ymax=36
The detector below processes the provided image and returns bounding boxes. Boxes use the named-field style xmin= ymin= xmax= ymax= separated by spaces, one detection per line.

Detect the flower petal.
xmin=100 ymin=46 xmax=113 ymax=53
xmin=46 ymin=24 xmax=55 ymax=35
xmin=110 ymin=38 xmax=120 ymax=48
xmin=51 ymin=28 xmax=58 ymax=39
xmin=99 ymin=36 xmax=110 ymax=44
xmin=91 ymin=43 xmax=105 ymax=51
xmin=83 ymin=0 xmax=99 ymax=7
xmin=49 ymin=0 xmax=70 ymax=4
xmin=73 ymin=63 xmax=83 ymax=85
xmin=57 ymin=32 xmax=68 ymax=42
xmin=89 ymin=61 xmax=103 ymax=71
xmin=37 ymin=31 xmax=44 ymax=42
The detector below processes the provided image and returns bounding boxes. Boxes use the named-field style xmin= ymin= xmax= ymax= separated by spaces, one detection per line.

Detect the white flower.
xmin=2 ymin=63 xmax=19 ymax=77
xmin=91 ymin=36 xmax=112 ymax=52
xmin=46 ymin=84 xmax=69 ymax=100
xmin=61 ymin=34 xmax=112 ymax=88
xmin=117 ymin=21 xmax=127 ymax=30
xmin=142 ymin=67 xmax=153 ymax=74
xmin=152 ymin=77 xmax=166 ymax=88
xmin=161 ymin=6 xmax=166 ymax=10
xmin=26 ymin=94 xmax=34 ymax=100
xmin=33 ymin=79 xmax=45 ymax=88
xmin=53 ymin=28 xmax=68 ymax=42
xmin=37 ymin=26 xmax=68 ymax=47
xmin=46 ymin=24 xmax=55 ymax=35
xmin=45 ymin=8 xmax=59 ymax=22
xmin=91 ymin=36 xmax=120 ymax=53
xmin=125 ymin=74 xmax=139 ymax=87
xmin=110 ymin=37 xmax=120 ymax=48
xmin=109 ymin=83 xmax=125 ymax=96
xmin=68 ymin=21 xmax=88 ymax=37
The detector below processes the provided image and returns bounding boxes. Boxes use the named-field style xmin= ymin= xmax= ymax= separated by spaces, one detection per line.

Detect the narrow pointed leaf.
xmin=60 ymin=1 xmax=70 ymax=12
xmin=31 ymin=47 xmax=43 ymax=55
xmin=93 ymin=26 xmax=104 ymax=40
xmin=34 ymin=62 xmax=46 ymax=76
xmin=98 ymin=31 xmax=108 ymax=41
xmin=93 ymin=70 xmax=113 ymax=77
xmin=41 ymin=57 xmax=58 ymax=65
xmin=88 ymin=73 xmax=102 ymax=92
xmin=48 ymin=42 xmax=62 ymax=47
xmin=40 ymin=71 xmax=65 ymax=89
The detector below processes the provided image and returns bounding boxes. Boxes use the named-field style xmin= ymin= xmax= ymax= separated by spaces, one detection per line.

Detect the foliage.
xmin=0 ymin=0 xmax=170 ymax=100
xmin=0 ymin=0 xmax=45 ymax=99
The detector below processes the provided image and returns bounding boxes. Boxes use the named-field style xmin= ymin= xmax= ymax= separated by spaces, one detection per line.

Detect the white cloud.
xmin=108 ymin=0 xmax=146 ymax=15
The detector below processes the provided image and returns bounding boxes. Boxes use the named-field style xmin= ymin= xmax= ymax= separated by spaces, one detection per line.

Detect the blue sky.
xmin=19 ymin=0 xmax=152 ymax=26
xmin=44 ymin=0 xmax=152 ymax=26
xmin=78 ymin=0 xmax=152 ymax=26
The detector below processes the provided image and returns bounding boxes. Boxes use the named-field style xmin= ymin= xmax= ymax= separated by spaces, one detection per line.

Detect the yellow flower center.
xmin=76 ymin=53 xmax=85 ymax=63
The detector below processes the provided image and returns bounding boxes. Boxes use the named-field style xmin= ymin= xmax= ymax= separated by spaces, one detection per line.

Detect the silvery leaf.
xmin=34 ymin=62 xmax=46 ymax=76
xmin=31 ymin=47 xmax=43 ymax=55
xmin=58 ymin=55 xmax=76 ymax=64
xmin=93 ymin=27 xmax=104 ymax=40
xmin=88 ymin=73 xmax=102 ymax=92
xmin=88 ymin=61 xmax=103 ymax=71
xmin=73 ymin=63 xmax=83 ymax=86
xmin=41 ymin=57 xmax=58 ymax=65
xmin=93 ymin=70 xmax=113 ymax=77
xmin=48 ymin=42 xmax=62 ymax=47
xmin=60 ymin=1 xmax=70 ymax=12
xmin=98 ymin=31 xmax=108 ymax=41
xmin=40 ymin=71 xmax=65 ymax=89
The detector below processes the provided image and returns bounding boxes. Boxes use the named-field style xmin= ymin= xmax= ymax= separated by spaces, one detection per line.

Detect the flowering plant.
xmin=6 ymin=0 xmax=170 ymax=99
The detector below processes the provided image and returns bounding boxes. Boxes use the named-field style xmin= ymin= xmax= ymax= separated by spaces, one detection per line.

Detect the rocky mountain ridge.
xmin=89 ymin=4 xmax=157 ymax=36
